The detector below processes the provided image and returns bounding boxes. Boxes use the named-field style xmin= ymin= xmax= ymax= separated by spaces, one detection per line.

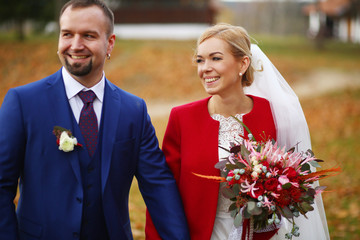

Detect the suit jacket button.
xmin=73 ymin=232 xmax=79 ymax=238
xmin=76 ymin=197 xmax=82 ymax=203
xmin=87 ymin=166 xmax=94 ymax=173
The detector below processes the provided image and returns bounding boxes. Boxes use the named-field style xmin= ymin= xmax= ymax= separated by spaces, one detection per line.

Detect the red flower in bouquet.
xmin=249 ymin=182 xmax=265 ymax=199
xmin=277 ymin=189 xmax=292 ymax=207
xmin=264 ymin=178 xmax=278 ymax=192
xmin=286 ymin=167 xmax=297 ymax=179
xmin=289 ymin=187 xmax=302 ymax=202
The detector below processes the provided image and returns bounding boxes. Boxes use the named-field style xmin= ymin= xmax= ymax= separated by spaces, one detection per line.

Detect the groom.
xmin=0 ymin=0 xmax=189 ymax=239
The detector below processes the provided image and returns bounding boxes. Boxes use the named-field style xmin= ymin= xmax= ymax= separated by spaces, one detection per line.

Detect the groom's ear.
xmin=107 ymin=34 xmax=116 ymax=56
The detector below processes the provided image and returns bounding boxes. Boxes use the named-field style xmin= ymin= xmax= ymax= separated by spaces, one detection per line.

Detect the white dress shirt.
xmin=62 ymin=67 xmax=104 ymax=128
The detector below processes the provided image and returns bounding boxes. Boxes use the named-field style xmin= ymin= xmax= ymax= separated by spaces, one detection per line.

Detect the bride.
xmin=145 ymin=23 xmax=329 ymax=240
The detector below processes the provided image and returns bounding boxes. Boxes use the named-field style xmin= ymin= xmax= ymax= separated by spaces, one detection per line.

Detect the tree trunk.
xmin=16 ymin=19 xmax=26 ymax=41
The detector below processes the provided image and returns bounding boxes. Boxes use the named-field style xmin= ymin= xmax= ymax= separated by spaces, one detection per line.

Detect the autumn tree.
xmin=0 ymin=0 xmax=57 ymax=41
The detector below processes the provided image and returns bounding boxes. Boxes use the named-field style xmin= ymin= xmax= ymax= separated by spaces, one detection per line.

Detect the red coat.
xmin=146 ymin=95 xmax=277 ymax=240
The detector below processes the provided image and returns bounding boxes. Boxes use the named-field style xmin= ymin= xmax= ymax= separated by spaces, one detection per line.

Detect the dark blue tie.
xmin=78 ymin=90 xmax=98 ymax=157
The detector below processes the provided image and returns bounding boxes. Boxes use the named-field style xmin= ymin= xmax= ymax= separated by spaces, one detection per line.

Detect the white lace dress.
xmin=210 ymin=114 xmax=330 ymax=240
xmin=210 ymin=114 xmax=244 ymax=240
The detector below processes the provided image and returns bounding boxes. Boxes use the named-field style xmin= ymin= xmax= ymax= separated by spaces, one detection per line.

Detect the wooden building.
xmin=303 ymin=0 xmax=360 ymax=43
xmin=112 ymin=0 xmax=218 ymax=24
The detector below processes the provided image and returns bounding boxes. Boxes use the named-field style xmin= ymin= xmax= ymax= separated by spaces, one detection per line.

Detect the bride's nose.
xmin=200 ymin=60 xmax=213 ymax=73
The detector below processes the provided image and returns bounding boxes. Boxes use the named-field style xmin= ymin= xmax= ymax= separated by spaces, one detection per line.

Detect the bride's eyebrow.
xmin=196 ymin=52 xmax=224 ymax=58
xmin=209 ymin=52 xmax=223 ymax=56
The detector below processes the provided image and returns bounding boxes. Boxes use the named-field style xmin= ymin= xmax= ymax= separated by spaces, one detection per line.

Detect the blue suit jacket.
xmin=0 ymin=69 xmax=189 ymax=240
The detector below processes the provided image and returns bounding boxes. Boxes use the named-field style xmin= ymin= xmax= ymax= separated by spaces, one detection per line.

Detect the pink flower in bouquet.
xmin=278 ymin=175 xmax=290 ymax=185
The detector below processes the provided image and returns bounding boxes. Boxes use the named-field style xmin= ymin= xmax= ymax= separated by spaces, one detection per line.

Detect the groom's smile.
xmin=66 ymin=52 xmax=91 ymax=65
xmin=63 ymin=52 xmax=93 ymax=77
xmin=70 ymin=55 xmax=88 ymax=59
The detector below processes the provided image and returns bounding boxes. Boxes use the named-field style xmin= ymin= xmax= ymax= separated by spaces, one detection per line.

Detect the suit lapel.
xmin=46 ymin=69 xmax=83 ymax=186
xmin=46 ymin=73 xmax=121 ymax=191
xmin=100 ymin=80 xmax=121 ymax=192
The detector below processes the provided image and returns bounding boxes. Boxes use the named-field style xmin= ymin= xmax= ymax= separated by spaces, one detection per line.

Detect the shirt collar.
xmin=62 ymin=67 xmax=105 ymax=102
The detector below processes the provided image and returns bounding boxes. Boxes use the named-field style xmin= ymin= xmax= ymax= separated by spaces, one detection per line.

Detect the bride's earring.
xmin=107 ymin=53 xmax=111 ymax=60
xmin=239 ymin=72 xmax=243 ymax=77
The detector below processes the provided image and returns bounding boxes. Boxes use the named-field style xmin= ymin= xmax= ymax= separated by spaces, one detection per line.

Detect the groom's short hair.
xmin=59 ymin=0 xmax=114 ymax=37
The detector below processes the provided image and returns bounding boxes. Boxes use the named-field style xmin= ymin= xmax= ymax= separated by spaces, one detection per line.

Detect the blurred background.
xmin=1 ymin=0 xmax=359 ymax=239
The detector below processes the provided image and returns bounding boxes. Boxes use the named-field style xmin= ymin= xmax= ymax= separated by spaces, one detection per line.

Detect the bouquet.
xmin=194 ymin=124 xmax=340 ymax=239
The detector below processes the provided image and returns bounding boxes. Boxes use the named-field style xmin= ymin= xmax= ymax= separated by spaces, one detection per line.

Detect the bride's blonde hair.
xmin=197 ymin=23 xmax=254 ymax=86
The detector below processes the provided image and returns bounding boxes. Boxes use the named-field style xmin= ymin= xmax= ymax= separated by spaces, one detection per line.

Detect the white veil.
xmin=240 ymin=44 xmax=330 ymax=239
xmin=245 ymin=44 xmax=310 ymax=152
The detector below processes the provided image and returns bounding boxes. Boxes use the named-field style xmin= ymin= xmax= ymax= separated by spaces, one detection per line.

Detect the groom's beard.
xmin=64 ymin=58 xmax=92 ymax=77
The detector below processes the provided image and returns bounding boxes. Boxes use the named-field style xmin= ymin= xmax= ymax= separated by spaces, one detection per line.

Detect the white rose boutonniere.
xmin=53 ymin=126 xmax=82 ymax=152
xmin=59 ymin=131 xmax=77 ymax=152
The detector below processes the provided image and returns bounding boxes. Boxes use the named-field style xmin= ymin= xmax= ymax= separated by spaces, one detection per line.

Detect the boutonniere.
xmin=53 ymin=126 xmax=82 ymax=152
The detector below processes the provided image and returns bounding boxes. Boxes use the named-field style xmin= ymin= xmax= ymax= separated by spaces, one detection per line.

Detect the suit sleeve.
xmin=135 ymin=102 xmax=189 ymax=240
xmin=0 ymin=89 xmax=25 ymax=240
xmin=145 ymin=108 xmax=184 ymax=239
